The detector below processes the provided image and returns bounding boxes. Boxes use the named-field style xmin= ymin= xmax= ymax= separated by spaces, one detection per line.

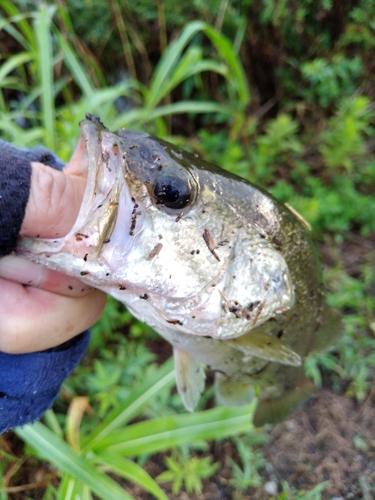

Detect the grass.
xmin=1 ymin=1 xmax=375 ymax=498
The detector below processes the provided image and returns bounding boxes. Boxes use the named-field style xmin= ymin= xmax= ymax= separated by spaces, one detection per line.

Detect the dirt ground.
xmin=254 ymin=388 xmax=375 ymax=499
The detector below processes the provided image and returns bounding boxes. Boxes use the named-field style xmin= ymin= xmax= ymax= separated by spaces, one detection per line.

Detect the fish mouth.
xmin=17 ymin=115 xmax=134 ymax=279
xmin=30 ymin=114 xmax=132 ymax=260
xmin=62 ymin=114 xmax=128 ymax=261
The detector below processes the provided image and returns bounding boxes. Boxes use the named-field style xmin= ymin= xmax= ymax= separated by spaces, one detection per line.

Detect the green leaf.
xmin=147 ymin=21 xmax=207 ymax=110
xmin=16 ymin=423 xmax=134 ymax=500
xmin=0 ymin=52 xmax=33 ymax=83
xmin=96 ymin=451 xmax=169 ymax=500
xmin=55 ymin=31 xmax=94 ymax=98
xmin=200 ymin=24 xmax=250 ymax=106
xmin=57 ymin=475 xmax=82 ymax=500
xmin=92 ymin=403 xmax=255 ymax=455
xmin=147 ymin=20 xmax=250 ymax=112
xmin=0 ymin=2 xmax=35 ymax=49
xmin=82 ymin=358 xmax=175 ymax=451
xmin=33 ymin=4 xmax=55 ymax=150
xmin=146 ymin=101 xmax=229 ymax=122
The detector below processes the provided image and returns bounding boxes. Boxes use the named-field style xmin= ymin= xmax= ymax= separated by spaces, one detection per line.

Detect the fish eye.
xmin=153 ymin=175 xmax=191 ymax=209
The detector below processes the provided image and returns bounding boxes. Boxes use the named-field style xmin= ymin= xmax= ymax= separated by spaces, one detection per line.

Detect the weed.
xmin=300 ymin=55 xmax=362 ymax=107
xmin=305 ymin=254 xmax=375 ymax=402
xmin=228 ymin=434 xmax=268 ymax=491
xmin=16 ymin=382 xmax=255 ymax=500
xmin=276 ymin=480 xmax=328 ymax=499
xmin=319 ymin=95 xmax=373 ymax=172
xmin=157 ymin=449 xmax=219 ymax=495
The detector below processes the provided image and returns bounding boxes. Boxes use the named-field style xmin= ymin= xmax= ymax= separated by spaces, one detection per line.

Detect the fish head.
xmin=19 ymin=115 xmax=294 ymax=340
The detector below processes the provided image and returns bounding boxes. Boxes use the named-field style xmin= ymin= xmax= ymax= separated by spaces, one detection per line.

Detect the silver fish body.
xmin=18 ymin=115 xmax=342 ymax=425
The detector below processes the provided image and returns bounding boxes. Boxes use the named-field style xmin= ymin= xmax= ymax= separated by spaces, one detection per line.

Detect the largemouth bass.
xmin=18 ymin=114 xmax=342 ymax=425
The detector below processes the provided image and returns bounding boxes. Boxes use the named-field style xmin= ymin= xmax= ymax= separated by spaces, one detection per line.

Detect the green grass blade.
xmin=93 ymin=403 xmax=256 ymax=456
xmin=112 ymin=101 xmax=230 ymax=130
xmin=33 ymin=4 xmax=55 ymax=150
xmin=82 ymin=358 xmax=175 ymax=451
xmin=147 ymin=20 xmax=250 ymax=111
xmin=0 ymin=19 xmax=28 ymax=49
xmin=57 ymin=475 xmax=81 ymax=500
xmin=158 ymin=57 xmax=227 ymax=103
xmin=85 ymin=83 xmax=139 ymax=113
xmin=147 ymin=20 xmax=207 ymax=110
xmin=111 ymin=108 xmax=149 ymax=129
xmin=0 ymin=1 xmax=35 ymax=49
xmin=148 ymin=45 xmax=225 ymax=106
xmin=146 ymin=101 xmax=230 ymax=122
xmin=55 ymin=31 xmax=94 ymax=98
xmin=0 ymin=52 xmax=33 ymax=84
xmin=200 ymin=24 xmax=250 ymax=106
xmin=16 ymin=423 xmax=135 ymax=500
xmin=96 ymin=451 xmax=169 ymax=500
xmin=0 ymin=117 xmax=44 ymax=145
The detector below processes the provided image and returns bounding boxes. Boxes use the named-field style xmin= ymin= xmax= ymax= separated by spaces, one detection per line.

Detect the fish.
xmin=17 ymin=114 xmax=343 ymax=426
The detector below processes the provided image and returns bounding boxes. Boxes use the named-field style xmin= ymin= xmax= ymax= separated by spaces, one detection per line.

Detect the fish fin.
xmin=215 ymin=372 xmax=255 ymax=406
xmin=232 ymin=331 xmax=302 ymax=367
xmin=253 ymin=373 xmax=315 ymax=427
xmin=173 ymin=347 xmax=206 ymax=412
xmin=310 ymin=305 xmax=344 ymax=354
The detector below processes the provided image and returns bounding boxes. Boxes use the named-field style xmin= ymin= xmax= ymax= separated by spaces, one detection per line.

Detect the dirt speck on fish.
xmin=17 ymin=114 xmax=343 ymax=425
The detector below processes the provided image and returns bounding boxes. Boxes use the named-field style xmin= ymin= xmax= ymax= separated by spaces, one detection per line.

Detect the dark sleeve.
xmin=0 ymin=140 xmax=90 ymax=434
xmin=0 ymin=333 xmax=91 ymax=433
xmin=0 ymin=140 xmax=65 ymax=257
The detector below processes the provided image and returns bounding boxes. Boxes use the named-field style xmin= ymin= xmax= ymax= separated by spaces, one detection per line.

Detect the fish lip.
xmin=59 ymin=116 xmax=131 ymax=261
xmin=80 ymin=114 xmax=104 ymax=175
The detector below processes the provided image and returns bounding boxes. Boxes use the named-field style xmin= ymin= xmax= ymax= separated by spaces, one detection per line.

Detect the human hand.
xmin=0 ymin=151 xmax=106 ymax=354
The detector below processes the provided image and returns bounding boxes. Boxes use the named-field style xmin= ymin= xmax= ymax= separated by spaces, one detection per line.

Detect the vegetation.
xmin=0 ymin=0 xmax=374 ymax=498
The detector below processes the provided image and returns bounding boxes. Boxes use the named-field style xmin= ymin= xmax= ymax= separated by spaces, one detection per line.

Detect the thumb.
xmin=20 ymin=162 xmax=86 ymax=239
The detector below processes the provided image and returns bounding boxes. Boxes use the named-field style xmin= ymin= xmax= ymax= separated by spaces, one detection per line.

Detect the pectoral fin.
xmin=173 ymin=347 xmax=206 ymax=412
xmin=230 ymin=331 xmax=302 ymax=367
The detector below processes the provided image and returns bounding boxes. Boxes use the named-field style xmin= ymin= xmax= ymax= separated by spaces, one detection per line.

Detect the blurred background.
xmin=0 ymin=1 xmax=374 ymax=498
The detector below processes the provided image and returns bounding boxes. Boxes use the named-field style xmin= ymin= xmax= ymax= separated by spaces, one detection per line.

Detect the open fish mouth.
xmin=63 ymin=115 xmax=131 ymax=261
xmin=18 ymin=115 xmax=135 ymax=287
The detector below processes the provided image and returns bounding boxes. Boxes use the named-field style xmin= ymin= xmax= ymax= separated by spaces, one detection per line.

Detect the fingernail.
xmin=0 ymin=255 xmax=45 ymax=286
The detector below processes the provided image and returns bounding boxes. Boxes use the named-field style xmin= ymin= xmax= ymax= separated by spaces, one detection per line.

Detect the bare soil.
xmin=254 ymin=388 xmax=375 ymax=499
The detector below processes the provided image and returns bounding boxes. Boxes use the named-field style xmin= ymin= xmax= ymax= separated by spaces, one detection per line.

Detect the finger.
xmin=0 ymin=255 xmax=94 ymax=297
xmin=63 ymin=136 xmax=88 ymax=176
xmin=20 ymin=162 xmax=86 ymax=239
xmin=0 ymin=278 xmax=106 ymax=353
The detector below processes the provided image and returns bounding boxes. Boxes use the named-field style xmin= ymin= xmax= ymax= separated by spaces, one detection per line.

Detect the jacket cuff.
xmin=0 ymin=140 xmax=65 ymax=257
xmin=0 ymin=330 xmax=90 ymax=433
